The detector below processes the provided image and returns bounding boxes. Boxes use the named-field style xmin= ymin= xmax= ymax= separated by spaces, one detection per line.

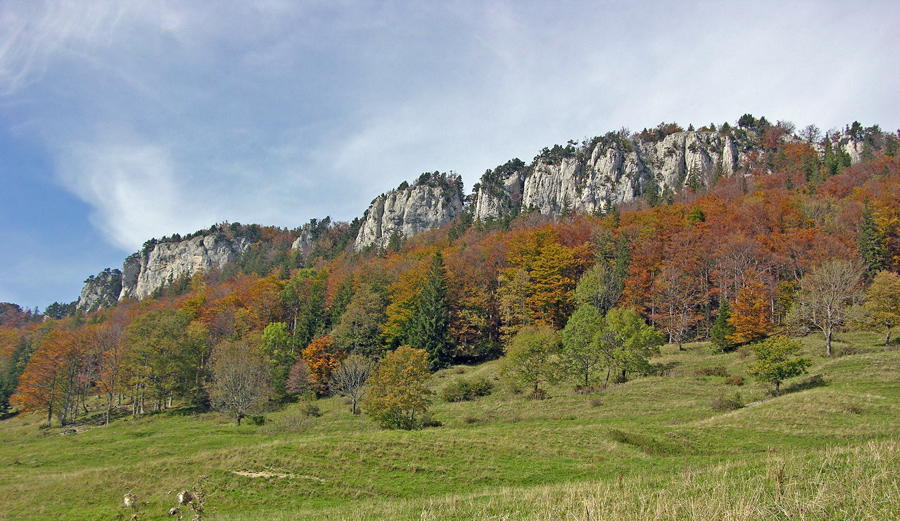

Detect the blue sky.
xmin=1 ymin=1 xmax=898 ymax=310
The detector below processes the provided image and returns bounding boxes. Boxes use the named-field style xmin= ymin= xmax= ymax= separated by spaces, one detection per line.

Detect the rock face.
xmin=474 ymin=131 xmax=741 ymax=221
xmin=118 ymin=235 xmax=250 ymax=301
xmin=355 ymin=172 xmax=465 ymax=251
xmin=76 ymin=268 xmax=122 ymax=313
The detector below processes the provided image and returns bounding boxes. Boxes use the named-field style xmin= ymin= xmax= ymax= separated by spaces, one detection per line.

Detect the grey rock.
xmin=118 ymin=235 xmax=250 ymax=301
xmin=355 ymin=173 xmax=465 ymax=251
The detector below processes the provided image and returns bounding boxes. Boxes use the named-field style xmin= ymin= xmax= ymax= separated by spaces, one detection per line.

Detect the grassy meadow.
xmin=1 ymin=332 xmax=899 ymax=520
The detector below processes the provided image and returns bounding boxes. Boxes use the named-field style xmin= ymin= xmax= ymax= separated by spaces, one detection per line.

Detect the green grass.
xmin=1 ymin=332 xmax=898 ymax=519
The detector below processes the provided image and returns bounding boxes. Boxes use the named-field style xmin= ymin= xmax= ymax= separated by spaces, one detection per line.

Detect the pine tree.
xmin=408 ymin=253 xmax=454 ymax=369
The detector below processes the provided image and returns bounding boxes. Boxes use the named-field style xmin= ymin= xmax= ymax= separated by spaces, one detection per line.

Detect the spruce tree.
xmin=408 ymin=253 xmax=454 ymax=369
xmin=710 ymin=300 xmax=736 ymax=352
xmin=859 ymin=204 xmax=886 ymax=280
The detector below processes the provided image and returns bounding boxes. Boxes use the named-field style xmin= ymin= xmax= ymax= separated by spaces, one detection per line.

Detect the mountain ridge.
xmin=74 ymin=118 xmax=891 ymax=312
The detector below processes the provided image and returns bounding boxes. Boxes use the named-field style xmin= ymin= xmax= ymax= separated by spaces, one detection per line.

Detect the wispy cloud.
xmin=0 ymin=1 xmax=898 ymax=307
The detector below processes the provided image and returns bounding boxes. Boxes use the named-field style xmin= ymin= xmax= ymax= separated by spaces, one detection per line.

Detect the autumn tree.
xmin=208 ymin=338 xmax=272 ymax=425
xmin=505 ymin=227 xmax=589 ymax=329
xmin=13 ymin=329 xmax=70 ymax=426
xmin=727 ymin=272 xmax=772 ymax=345
xmin=362 ymin=345 xmax=432 ymax=429
xmin=858 ymin=270 xmax=900 ymax=346
xmin=748 ymin=336 xmax=810 ymax=395
xmin=93 ymin=320 xmax=127 ymax=425
xmin=651 ymin=262 xmax=701 ymax=350
xmin=527 ymin=242 xmax=584 ymax=328
xmin=285 ymin=359 xmax=313 ymax=395
xmin=330 ymin=354 xmax=375 ymax=415
xmin=407 ymin=253 xmax=454 ymax=369
xmin=381 ymin=260 xmax=427 ymax=349
xmin=301 ymin=335 xmax=345 ymax=394
xmin=500 ymin=325 xmax=561 ymax=397
xmin=498 ymin=269 xmax=533 ymax=341
xmin=124 ymin=309 xmax=208 ymax=414
xmin=790 ymin=259 xmax=863 ymax=356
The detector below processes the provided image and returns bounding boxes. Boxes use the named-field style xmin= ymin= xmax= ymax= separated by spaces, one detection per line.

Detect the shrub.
xmin=695 ymin=366 xmax=730 ymax=377
xmin=529 ymin=388 xmax=549 ymax=400
xmin=710 ymin=392 xmax=744 ymax=411
xmin=419 ymin=414 xmax=442 ymax=428
xmin=442 ymin=377 xmax=494 ymax=402
xmin=302 ymin=402 xmax=322 ymax=418
xmin=725 ymin=375 xmax=745 ymax=386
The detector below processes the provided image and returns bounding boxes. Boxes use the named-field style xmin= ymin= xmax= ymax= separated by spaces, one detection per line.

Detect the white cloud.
xmin=57 ymin=141 xmax=209 ymax=250
xmin=2 ymin=0 xmax=899 ymax=271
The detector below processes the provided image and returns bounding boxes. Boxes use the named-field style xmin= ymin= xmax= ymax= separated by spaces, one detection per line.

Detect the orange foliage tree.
xmin=302 ymin=335 xmax=346 ymax=394
xmin=727 ymin=271 xmax=772 ymax=344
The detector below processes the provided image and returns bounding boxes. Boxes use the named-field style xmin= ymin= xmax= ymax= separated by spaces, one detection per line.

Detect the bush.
xmin=710 ymin=392 xmax=744 ymax=411
xmin=441 ymin=377 xmax=494 ymax=402
xmin=528 ymin=388 xmax=549 ymax=400
xmin=302 ymin=402 xmax=322 ymax=418
xmin=695 ymin=366 xmax=730 ymax=377
xmin=725 ymin=375 xmax=745 ymax=386
xmin=419 ymin=414 xmax=442 ymax=428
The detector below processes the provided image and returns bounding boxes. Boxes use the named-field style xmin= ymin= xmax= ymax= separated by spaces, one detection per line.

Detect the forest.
xmin=1 ymin=117 xmax=899 ymax=430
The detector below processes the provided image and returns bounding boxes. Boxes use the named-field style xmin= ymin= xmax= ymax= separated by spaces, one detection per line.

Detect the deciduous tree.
xmin=301 ymin=335 xmax=345 ymax=394
xmin=600 ymin=307 xmax=664 ymax=383
xmin=859 ymin=270 xmax=900 ymax=346
xmin=560 ymin=305 xmax=606 ymax=388
xmin=330 ymin=354 xmax=375 ymax=415
xmin=748 ymin=336 xmax=810 ymax=395
xmin=500 ymin=325 xmax=561 ymax=396
xmin=208 ymin=338 xmax=272 ymax=425
xmin=728 ymin=272 xmax=772 ymax=345
xmin=362 ymin=345 xmax=432 ymax=429
xmin=790 ymin=259 xmax=863 ymax=356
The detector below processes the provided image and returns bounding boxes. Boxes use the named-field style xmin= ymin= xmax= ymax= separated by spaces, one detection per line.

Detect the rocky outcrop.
xmin=474 ymin=131 xmax=741 ymax=221
xmin=76 ymin=268 xmax=122 ymax=313
xmin=355 ymin=172 xmax=465 ymax=251
xmin=118 ymin=234 xmax=250 ymax=301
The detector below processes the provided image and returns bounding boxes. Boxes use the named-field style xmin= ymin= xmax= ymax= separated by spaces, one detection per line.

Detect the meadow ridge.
xmin=1 ymin=332 xmax=898 ymax=520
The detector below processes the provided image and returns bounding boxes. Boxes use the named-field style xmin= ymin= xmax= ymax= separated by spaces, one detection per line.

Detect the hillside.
xmin=0 ymin=115 xmax=899 ymax=518
xmin=0 ymin=334 xmax=898 ymax=519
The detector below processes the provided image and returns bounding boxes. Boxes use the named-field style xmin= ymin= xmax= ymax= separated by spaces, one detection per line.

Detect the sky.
xmin=1 ymin=1 xmax=898 ymax=310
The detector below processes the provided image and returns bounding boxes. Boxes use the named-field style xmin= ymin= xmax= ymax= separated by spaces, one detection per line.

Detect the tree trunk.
xmin=825 ymin=329 xmax=832 ymax=357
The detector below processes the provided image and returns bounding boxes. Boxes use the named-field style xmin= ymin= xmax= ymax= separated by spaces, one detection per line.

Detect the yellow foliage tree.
xmin=362 ymin=345 xmax=432 ymax=430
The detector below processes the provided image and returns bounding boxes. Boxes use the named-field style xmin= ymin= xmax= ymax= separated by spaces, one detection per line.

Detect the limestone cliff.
xmin=354 ymin=172 xmax=465 ymax=251
xmin=118 ymin=234 xmax=250 ymax=301
xmin=76 ymin=268 xmax=122 ymax=313
xmin=474 ymin=130 xmax=741 ymax=221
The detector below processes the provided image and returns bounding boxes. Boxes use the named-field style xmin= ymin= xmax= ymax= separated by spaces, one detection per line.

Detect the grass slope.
xmin=1 ymin=332 xmax=898 ymax=520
